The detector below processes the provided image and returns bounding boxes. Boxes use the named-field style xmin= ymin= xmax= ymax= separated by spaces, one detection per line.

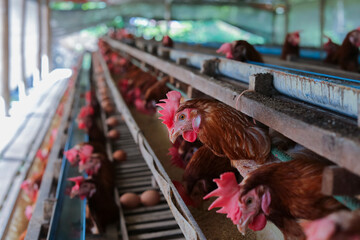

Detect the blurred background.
xmin=0 ymin=0 xmax=359 ymax=118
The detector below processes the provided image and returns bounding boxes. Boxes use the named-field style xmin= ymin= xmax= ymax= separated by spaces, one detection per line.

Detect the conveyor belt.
xmin=48 ymin=53 xmax=90 ymax=240
xmin=109 ymin=116 xmax=185 ymax=240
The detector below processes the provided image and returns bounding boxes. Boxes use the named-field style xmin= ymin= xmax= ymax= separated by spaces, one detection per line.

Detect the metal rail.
xmin=47 ymin=54 xmax=91 ymax=240
xmin=135 ymin=37 xmax=360 ymax=81
xmin=95 ymin=52 xmax=207 ymax=240
xmin=161 ymin=44 xmax=360 ymax=119
xmin=0 ymin=81 xmax=69 ymax=240
xmin=111 ymin=119 xmax=185 ymax=240
xmin=103 ymin=37 xmax=360 ymax=178
xmin=25 ymin=57 xmax=82 ymax=240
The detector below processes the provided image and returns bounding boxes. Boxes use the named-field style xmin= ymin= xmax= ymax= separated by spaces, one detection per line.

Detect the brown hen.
xmin=235 ymin=148 xmax=345 ymax=239
xmin=183 ymin=145 xmax=238 ymax=206
xmin=158 ymin=91 xmax=271 ymax=176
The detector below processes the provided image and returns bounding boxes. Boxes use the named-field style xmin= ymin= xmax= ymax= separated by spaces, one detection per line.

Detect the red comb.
xmin=51 ymin=128 xmax=58 ymax=141
xmin=25 ymin=205 xmax=33 ymax=220
xmin=292 ymin=30 xmax=301 ymax=37
xmin=78 ymin=105 xmax=94 ymax=119
xmin=68 ymin=176 xmax=85 ymax=192
xmin=21 ymin=180 xmax=31 ymax=190
xmin=112 ymin=52 xmax=119 ymax=61
xmin=68 ymin=176 xmax=84 ymax=184
xmin=216 ymin=43 xmax=233 ymax=59
xmin=157 ymin=91 xmax=182 ymax=131
xmin=64 ymin=148 xmax=79 ymax=165
xmin=78 ymin=120 xmax=86 ymax=130
xmin=79 ymin=145 xmax=94 ymax=164
xmin=36 ymin=149 xmax=48 ymax=162
xmin=203 ymin=172 xmax=242 ymax=224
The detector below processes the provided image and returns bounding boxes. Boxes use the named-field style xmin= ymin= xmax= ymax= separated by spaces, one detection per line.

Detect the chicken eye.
xmin=246 ymin=198 xmax=253 ymax=205
xmin=178 ymin=114 xmax=186 ymax=120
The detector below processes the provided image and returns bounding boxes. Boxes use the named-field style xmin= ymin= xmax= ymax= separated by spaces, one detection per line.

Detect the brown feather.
xmin=183 ymin=146 xmax=237 ymax=197
xmin=177 ymin=99 xmax=271 ymax=164
xmin=281 ymin=33 xmax=300 ymax=60
xmin=333 ymin=29 xmax=360 ymax=72
xmin=144 ymin=76 xmax=170 ymax=103
xmin=240 ymin=151 xmax=345 ymax=239
xmin=232 ymin=40 xmax=264 ymax=63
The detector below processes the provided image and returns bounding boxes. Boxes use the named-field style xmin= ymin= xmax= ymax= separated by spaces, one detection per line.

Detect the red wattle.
xmin=182 ymin=131 xmax=197 ymax=142
xmin=248 ymin=213 xmax=267 ymax=231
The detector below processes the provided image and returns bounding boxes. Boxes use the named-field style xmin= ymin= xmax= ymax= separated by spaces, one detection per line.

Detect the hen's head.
xmin=21 ymin=180 xmax=39 ymax=202
xmin=287 ymin=31 xmax=301 ymax=46
xmin=78 ymin=153 xmax=102 ymax=176
xmin=157 ymin=91 xmax=200 ymax=143
xmin=162 ymin=35 xmax=174 ymax=47
xmin=217 ymin=42 xmax=235 ymax=59
xmin=323 ymin=36 xmax=339 ymax=53
xmin=64 ymin=144 xmax=93 ymax=166
xmin=171 ymin=107 xmax=201 ymax=143
xmin=68 ymin=176 xmax=96 ymax=200
xmin=158 ymin=91 xmax=202 ymax=143
xmin=349 ymin=28 xmax=360 ymax=48
xmin=36 ymin=149 xmax=48 ymax=162
xmin=204 ymin=172 xmax=271 ymax=235
xmin=236 ymin=185 xmax=271 ymax=234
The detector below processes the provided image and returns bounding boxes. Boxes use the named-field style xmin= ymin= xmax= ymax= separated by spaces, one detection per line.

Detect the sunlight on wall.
xmin=0 ymin=98 xmax=5 ymax=118
xmin=0 ymin=68 xmax=72 ymax=120
xmin=41 ymin=55 xmax=49 ymax=80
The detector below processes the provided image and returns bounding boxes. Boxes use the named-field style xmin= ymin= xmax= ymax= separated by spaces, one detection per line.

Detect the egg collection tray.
xmin=107 ymin=116 xmax=185 ymax=240
xmin=93 ymin=51 xmax=263 ymax=240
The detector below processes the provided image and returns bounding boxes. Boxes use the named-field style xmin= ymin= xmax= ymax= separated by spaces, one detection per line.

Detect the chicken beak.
xmin=237 ymin=223 xmax=247 ymax=236
xmin=236 ymin=215 xmax=252 ymax=236
xmin=169 ymin=128 xmax=181 ymax=144
xmin=70 ymin=190 xmax=78 ymax=199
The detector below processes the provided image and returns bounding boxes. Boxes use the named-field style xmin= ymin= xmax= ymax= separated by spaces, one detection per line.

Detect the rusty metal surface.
xmin=103 ymin=38 xmax=360 ymax=177
xmin=167 ymin=48 xmax=215 ymax=69
xmin=238 ymin=93 xmax=360 ymax=177
xmin=157 ymin=44 xmax=360 ymax=118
